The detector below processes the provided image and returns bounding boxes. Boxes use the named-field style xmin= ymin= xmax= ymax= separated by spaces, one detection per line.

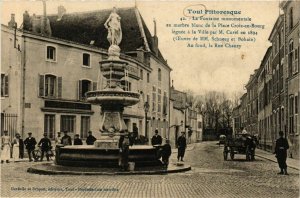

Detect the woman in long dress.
xmin=12 ymin=133 xmax=20 ymax=162
xmin=104 ymin=7 xmax=122 ymax=46
xmin=1 ymin=131 xmax=11 ymax=163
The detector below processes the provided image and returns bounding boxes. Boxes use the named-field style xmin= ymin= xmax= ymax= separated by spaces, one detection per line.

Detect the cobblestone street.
xmin=1 ymin=142 xmax=299 ymax=198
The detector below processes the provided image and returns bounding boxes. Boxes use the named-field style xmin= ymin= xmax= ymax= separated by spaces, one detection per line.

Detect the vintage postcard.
xmin=1 ymin=0 xmax=299 ymax=197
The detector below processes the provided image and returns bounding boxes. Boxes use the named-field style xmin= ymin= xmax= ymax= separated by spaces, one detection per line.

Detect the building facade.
xmin=234 ymin=0 xmax=299 ymax=158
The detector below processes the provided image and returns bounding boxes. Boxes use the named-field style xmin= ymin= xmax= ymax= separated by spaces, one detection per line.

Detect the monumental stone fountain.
xmin=54 ymin=7 xmax=162 ymax=168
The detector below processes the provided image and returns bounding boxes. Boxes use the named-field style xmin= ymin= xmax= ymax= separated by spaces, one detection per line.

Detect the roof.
xmin=23 ymin=7 xmax=168 ymax=65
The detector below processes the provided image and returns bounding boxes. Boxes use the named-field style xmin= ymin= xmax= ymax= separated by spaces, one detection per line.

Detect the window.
xmin=44 ymin=114 xmax=55 ymax=139
xmin=198 ymin=121 xmax=202 ymax=129
xmin=46 ymin=46 xmax=56 ymax=61
xmin=158 ymin=68 xmax=161 ymax=81
xmin=295 ymin=47 xmax=299 ymax=73
xmin=163 ymin=91 xmax=168 ymax=115
xmin=157 ymin=89 xmax=161 ymax=112
xmin=288 ymin=40 xmax=294 ymax=77
xmin=61 ymin=115 xmax=76 ymax=133
xmin=45 ymin=75 xmax=56 ymax=97
xmin=295 ymin=95 xmax=298 ymax=114
xmin=147 ymin=73 xmax=150 ymax=83
xmin=152 ymin=86 xmax=156 ymax=112
xmin=80 ymin=116 xmax=90 ymax=139
xmin=78 ymin=80 xmax=92 ymax=100
xmin=289 ymin=7 xmax=293 ymax=31
xmin=280 ymin=27 xmax=284 ymax=46
xmin=140 ymin=69 xmax=143 ymax=80
xmin=39 ymin=74 xmax=62 ymax=98
xmin=82 ymin=53 xmax=90 ymax=67
xmin=289 ymin=95 xmax=294 ymax=133
xmin=1 ymin=73 xmax=8 ymax=97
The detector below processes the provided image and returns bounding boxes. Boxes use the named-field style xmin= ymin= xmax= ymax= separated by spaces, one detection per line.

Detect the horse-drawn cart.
xmin=223 ymin=134 xmax=255 ymax=161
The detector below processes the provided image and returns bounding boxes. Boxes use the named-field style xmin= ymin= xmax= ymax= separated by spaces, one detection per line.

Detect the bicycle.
xmin=33 ymin=146 xmax=55 ymax=161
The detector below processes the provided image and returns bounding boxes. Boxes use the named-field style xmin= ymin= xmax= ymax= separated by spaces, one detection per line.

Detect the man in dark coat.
xmin=161 ymin=139 xmax=172 ymax=167
xmin=61 ymin=131 xmax=72 ymax=146
xmin=274 ymin=131 xmax=289 ymax=175
xmin=177 ymin=132 xmax=187 ymax=162
xmin=151 ymin=129 xmax=162 ymax=146
xmin=118 ymin=132 xmax=130 ymax=171
xmin=18 ymin=134 xmax=24 ymax=159
xmin=38 ymin=133 xmax=52 ymax=161
xmin=74 ymin=134 xmax=83 ymax=145
xmin=86 ymin=131 xmax=97 ymax=145
xmin=24 ymin=132 xmax=37 ymax=162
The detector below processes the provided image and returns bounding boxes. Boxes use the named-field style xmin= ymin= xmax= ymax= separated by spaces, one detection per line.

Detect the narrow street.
xmin=1 ymin=141 xmax=299 ymax=198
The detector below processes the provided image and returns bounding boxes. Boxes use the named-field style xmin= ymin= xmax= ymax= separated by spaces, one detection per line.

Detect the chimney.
xmin=8 ymin=13 xmax=17 ymax=28
xmin=23 ymin=11 xmax=31 ymax=30
xmin=41 ymin=0 xmax=52 ymax=36
xmin=57 ymin=5 xmax=66 ymax=21
xmin=151 ymin=18 xmax=159 ymax=56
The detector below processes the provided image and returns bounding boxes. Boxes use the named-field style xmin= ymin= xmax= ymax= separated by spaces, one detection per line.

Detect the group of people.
xmin=151 ymin=129 xmax=187 ymax=166
xmin=1 ymin=131 xmax=24 ymax=163
xmin=1 ymin=130 xmax=98 ymax=163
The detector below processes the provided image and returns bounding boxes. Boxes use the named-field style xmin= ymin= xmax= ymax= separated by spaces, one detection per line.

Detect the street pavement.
xmin=1 ymin=141 xmax=299 ymax=198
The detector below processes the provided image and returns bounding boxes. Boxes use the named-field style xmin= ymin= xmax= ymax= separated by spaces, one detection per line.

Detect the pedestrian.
xmin=119 ymin=132 xmax=130 ymax=171
xmin=151 ymin=129 xmax=162 ymax=146
xmin=12 ymin=133 xmax=21 ymax=162
xmin=61 ymin=131 xmax=72 ymax=146
xmin=74 ymin=134 xmax=83 ymax=145
xmin=161 ymin=139 xmax=172 ymax=167
xmin=19 ymin=135 xmax=24 ymax=159
xmin=38 ymin=133 xmax=52 ymax=161
xmin=274 ymin=131 xmax=289 ymax=175
xmin=177 ymin=132 xmax=187 ymax=162
xmin=1 ymin=130 xmax=11 ymax=163
xmin=24 ymin=132 xmax=37 ymax=162
xmin=55 ymin=132 xmax=62 ymax=146
xmin=86 ymin=131 xmax=96 ymax=145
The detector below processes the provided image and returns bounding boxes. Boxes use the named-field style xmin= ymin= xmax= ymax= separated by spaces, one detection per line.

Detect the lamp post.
xmin=144 ymin=102 xmax=150 ymax=140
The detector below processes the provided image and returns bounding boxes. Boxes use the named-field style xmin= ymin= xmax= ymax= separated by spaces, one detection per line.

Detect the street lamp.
xmin=144 ymin=102 xmax=150 ymax=140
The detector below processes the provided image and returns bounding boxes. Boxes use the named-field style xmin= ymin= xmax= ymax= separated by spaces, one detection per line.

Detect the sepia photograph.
xmin=1 ymin=0 xmax=299 ymax=197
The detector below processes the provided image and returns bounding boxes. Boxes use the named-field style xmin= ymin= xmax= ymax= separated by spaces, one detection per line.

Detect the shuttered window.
xmin=38 ymin=74 xmax=62 ymax=98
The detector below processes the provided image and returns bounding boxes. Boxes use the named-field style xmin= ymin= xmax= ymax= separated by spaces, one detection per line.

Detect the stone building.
xmin=281 ymin=0 xmax=299 ymax=158
xmin=245 ymin=70 xmax=259 ymax=135
xmin=1 ymin=6 xmax=171 ymax=143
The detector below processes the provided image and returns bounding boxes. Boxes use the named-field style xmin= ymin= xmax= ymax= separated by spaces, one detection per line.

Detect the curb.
xmin=255 ymin=154 xmax=299 ymax=171
xmin=27 ymin=164 xmax=191 ymax=175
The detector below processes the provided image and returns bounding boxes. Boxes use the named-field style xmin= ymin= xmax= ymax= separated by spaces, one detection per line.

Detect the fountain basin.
xmin=86 ymin=90 xmax=140 ymax=107
xmin=55 ymin=145 xmax=163 ymax=167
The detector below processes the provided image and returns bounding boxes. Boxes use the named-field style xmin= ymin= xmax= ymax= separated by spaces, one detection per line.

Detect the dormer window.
xmin=46 ymin=46 xmax=56 ymax=61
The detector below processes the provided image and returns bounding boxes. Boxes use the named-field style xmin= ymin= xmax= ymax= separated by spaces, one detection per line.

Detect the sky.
xmin=1 ymin=0 xmax=280 ymax=97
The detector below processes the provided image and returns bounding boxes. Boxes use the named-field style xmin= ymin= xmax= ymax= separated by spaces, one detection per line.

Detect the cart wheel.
xmin=223 ymin=147 xmax=228 ymax=161
xmin=223 ymin=151 xmax=228 ymax=161
xmin=230 ymin=152 xmax=234 ymax=160
xmin=33 ymin=150 xmax=40 ymax=161
xmin=246 ymin=153 xmax=250 ymax=161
